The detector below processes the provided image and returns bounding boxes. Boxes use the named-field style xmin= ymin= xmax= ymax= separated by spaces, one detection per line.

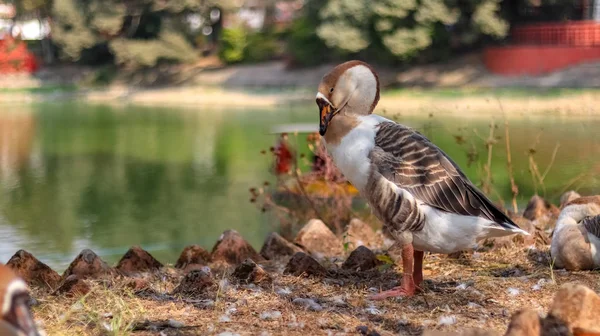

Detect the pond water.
xmin=1 ymin=102 xmax=599 ymax=270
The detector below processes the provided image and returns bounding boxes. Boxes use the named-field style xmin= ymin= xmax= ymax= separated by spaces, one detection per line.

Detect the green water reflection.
xmin=0 ymin=102 xmax=599 ymax=270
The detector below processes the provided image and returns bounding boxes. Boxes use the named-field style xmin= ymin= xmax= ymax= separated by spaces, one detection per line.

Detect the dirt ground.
xmin=31 ymin=244 xmax=599 ymax=336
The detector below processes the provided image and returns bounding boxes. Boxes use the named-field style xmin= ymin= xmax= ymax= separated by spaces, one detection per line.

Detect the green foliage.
xmin=110 ymin=32 xmax=197 ymax=67
xmin=286 ymin=16 xmax=329 ymax=67
xmin=218 ymin=26 xmax=278 ymax=64
xmin=218 ymin=26 xmax=247 ymax=64
xmin=245 ymin=31 xmax=279 ymax=63
xmin=316 ymin=0 xmax=509 ymax=61
xmin=49 ymin=0 xmax=231 ymax=67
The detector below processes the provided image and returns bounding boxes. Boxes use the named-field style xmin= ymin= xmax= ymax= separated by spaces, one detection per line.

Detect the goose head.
xmin=315 ymin=60 xmax=380 ymax=136
xmin=0 ymin=265 xmax=39 ymax=336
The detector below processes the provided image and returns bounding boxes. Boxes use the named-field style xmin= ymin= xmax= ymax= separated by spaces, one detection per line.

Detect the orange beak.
xmin=316 ymin=97 xmax=336 ymax=136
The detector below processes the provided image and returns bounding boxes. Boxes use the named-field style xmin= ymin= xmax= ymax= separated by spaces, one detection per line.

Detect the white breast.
xmin=324 ymin=114 xmax=391 ymax=191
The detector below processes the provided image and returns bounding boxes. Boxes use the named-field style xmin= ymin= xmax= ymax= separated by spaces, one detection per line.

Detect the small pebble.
xmin=275 ymin=287 xmax=292 ymax=296
xmin=168 ymin=319 xmax=185 ymax=328
xmin=507 ymin=287 xmax=520 ymax=296
xmin=356 ymin=325 xmax=369 ymax=335
xmin=292 ymin=298 xmax=323 ymax=311
xmin=195 ymin=299 xmax=215 ymax=308
xmin=397 ymin=317 xmax=409 ymax=326
xmin=438 ymin=315 xmax=457 ymax=326
xmin=217 ymin=333 xmax=240 ymax=336
xmin=330 ymin=295 xmax=346 ymax=306
xmin=467 ymin=302 xmax=483 ymax=309
xmin=219 ymin=315 xmax=232 ymax=323
xmin=364 ymin=305 xmax=382 ymax=315
xmin=470 ymin=289 xmax=483 ymax=296
xmin=532 ymin=278 xmax=547 ymax=291
xmin=456 ymin=283 xmax=468 ymax=290
xmin=260 ymin=311 xmax=282 ymax=320
xmin=101 ymin=322 xmax=113 ymax=331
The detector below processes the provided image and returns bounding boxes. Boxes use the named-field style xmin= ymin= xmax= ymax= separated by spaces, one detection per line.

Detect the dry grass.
xmin=29 ymin=246 xmax=600 ymax=336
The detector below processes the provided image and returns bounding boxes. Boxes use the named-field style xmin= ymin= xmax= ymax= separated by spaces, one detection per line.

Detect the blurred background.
xmin=1 ymin=0 xmax=599 ymax=270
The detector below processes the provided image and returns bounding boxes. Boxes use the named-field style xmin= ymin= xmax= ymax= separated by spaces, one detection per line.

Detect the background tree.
xmin=50 ymin=0 xmax=234 ymax=67
xmin=315 ymin=0 xmax=509 ymax=63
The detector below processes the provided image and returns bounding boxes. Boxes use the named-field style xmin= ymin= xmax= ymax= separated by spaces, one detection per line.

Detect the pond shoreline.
xmin=3 ymin=85 xmax=600 ymax=117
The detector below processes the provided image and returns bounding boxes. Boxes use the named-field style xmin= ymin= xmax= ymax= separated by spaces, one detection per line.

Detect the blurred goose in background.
xmin=315 ymin=60 xmax=528 ymax=300
xmin=0 ymin=264 xmax=40 ymax=336
xmin=551 ymin=196 xmax=600 ymax=271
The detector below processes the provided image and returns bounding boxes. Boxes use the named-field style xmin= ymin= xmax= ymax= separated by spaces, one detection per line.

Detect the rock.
xmin=6 ymin=250 xmax=61 ymax=290
xmin=294 ymin=219 xmax=342 ymax=258
xmin=259 ymin=311 xmax=282 ymax=320
xmin=116 ymin=246 xmax=163 ymax=275
xmin=131 ymin=319 xmax=187 ymax=331
xmin=259 ymin=232 xmax=303 ymax=260
xmin=174 ymin=245 xmax=211 ymax=271
xmin=172 ymin=266 xmax=215 ymax=297
xmin=342 ymin=246 xmax=379 ymax=271
xmin=560 ymin=191 xmax=581 ymax=209
xmin=232 ymin=259 xmax=272 ymax=285
xmin=548 ymin=283 xmax=600 ymax=334
xmin=356 ymin=326 xmax=369 ymax=335
xmin=54 ymin=275 xmax=91 ymax=297
xmin=62 ymin=249 xmax=113 ymax=279
xmin=284 ymin=252 xmax=326 ymax=277
xmin=523 ymin=195 xmax=559 ymax=222
xmin=423 ymin=330 xmax=499 ymax=336
xmin=504 ymin=309 xmax=541 ymax=336
xmin=211 ymin=230 xmax=263 ymax=265
xmin=344 ymin=218 xmax=381 ymax=250
xmin=291 ymin=298 xmax=323 ymax=311
xmin=355 ymin=325 xmax=383 ymax=336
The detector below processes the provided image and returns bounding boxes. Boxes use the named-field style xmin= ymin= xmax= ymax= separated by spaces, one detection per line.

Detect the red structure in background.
xmin=484 ymin=21 xmax=600 ymax=76
xmin=0 ymin=37 xmax=39 ymax=74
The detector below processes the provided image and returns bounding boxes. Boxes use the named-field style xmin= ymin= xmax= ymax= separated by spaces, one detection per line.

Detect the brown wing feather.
xmin=371 ymin=121 xmax=519 ymax=229
xmin=582 ymin=215 xmax=600 ymax=239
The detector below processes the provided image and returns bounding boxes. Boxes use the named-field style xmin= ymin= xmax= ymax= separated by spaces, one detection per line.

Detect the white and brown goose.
xmin=550 ymin=196 xmax=600 ymax=271
xmin=0 ymin=264 xmax=40 ymax=336
xmin=315 ymin=60 xmax=528 ymax=300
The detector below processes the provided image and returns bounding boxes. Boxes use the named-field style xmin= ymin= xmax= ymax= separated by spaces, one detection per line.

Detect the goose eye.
xmin=329 ymin=88 xmax=334 ymax=93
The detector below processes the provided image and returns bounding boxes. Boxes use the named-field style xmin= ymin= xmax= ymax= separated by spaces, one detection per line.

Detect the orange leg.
xmin=369 ymin=244 xmax=416 ymax=300
xmin=413 ymin=250 xmax=424 ymax=292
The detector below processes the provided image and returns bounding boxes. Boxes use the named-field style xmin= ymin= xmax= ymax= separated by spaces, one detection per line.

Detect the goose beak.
xmin=6 ymin=296 xmax=40 ymax=336
xmin=316 ymin=97 xmax=335 ymax=136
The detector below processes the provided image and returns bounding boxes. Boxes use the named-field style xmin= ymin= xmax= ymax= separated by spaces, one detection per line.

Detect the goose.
xmin=0 ymin=264 xmax=40 ymax=336
xmin=315 ymin=60 xmax=528 ymax=299
xmin=550 ymin=196 xmax=600 ymax=271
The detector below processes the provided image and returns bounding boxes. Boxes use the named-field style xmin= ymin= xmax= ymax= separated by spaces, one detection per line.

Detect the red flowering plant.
xmin=249 ymin=131 xmax=369 ymax=238
xmin=0 ymin=36 xmax=39 ymax=74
